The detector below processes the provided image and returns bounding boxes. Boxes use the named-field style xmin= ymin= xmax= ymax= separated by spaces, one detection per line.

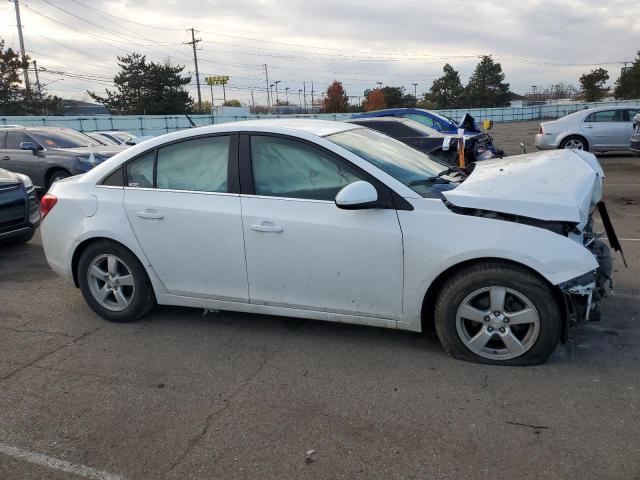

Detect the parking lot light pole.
xmin=412 ymin=83 xmax=418 ymax=100
xmin=285 ymin=87 xmax=290 ymax=105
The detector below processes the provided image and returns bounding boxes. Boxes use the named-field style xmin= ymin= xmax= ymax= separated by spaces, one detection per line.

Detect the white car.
xmin=41 ymin=119 xmax=614 ymax=365
xmin=535 ymin=105 xmax=640 ymax=152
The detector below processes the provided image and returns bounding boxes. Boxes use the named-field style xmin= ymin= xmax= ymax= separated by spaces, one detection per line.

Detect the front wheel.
xmin=434 ymin=262 xmax=561 ymax=365
xmin=78 ymin=240 xmax=155 ymax=322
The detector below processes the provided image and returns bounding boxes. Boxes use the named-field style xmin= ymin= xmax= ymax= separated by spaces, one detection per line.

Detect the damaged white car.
xmin=40 ymin=120 xmax=620 ymax=365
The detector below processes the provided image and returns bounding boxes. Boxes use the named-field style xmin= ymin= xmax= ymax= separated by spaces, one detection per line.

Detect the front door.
xmin=239 ymin=134 xmax=404 ymax=319
xmin=2 ymin=131 xmax=44 ymax=187
xmin=123 ymin=134 xmax=249 ymax=302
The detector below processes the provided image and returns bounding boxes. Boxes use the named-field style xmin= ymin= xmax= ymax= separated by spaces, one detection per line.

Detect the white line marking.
xmin=620 ymin=238 xmax=640 ymax=242
xmin=0 ymin=442 xmax=124 ymax=480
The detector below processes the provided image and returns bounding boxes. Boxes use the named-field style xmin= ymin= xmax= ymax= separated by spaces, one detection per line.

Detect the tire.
xmin=434 ymin=262 xmax=561 ymax=366
xmin=559 ymin=135 xmax=588 ymax=151
xmin=47 ymin=169 xmax=70 ymax=188
xmin=2 ymin=230 xmax=35 ymax=246
xmin=77 ymin=240 xmax=156 ymax=322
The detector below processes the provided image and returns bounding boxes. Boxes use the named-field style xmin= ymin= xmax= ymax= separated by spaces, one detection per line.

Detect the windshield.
xmin=326 ymin=127 xmax=451 ymax=197
xmin=110 ymin=132 xmax=134 ymax=142
xmin=29 ymin=129 xmax=102 ymax=149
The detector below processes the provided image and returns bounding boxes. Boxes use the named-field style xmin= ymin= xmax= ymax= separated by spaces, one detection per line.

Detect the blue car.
xmin=352 ymin=108 xmax=504 ymax=158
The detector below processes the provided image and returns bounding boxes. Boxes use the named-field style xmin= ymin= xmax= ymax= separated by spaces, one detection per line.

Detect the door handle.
xmin=584 ymin=125 xmax=593 ymax=128
xmin=250 ymin=221 xmax=283 ymax=233
xmin=136 ymin=210 xmax=164 ymax=220
xmin=1 ymin=156 xmax=9 ymax=161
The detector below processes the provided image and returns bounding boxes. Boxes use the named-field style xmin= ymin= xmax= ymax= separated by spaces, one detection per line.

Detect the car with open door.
xmin=40 ymin=120 xmax=617 ymax=365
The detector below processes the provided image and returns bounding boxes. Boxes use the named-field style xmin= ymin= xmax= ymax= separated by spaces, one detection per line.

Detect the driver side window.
xmin=250 ymin=136 xmax=365 ymax=201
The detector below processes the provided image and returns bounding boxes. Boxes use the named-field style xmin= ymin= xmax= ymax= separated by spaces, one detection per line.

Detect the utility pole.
xmin=13 ymin=0 xmax=30 ymax=93
xmin=250 ymin=90 xmax=255 ymax=112
xmin=303 ymin=82 xmax=307 ymax=113
xmin=264 ymin=64 xmax=271 ymax=113
xmin=285 ymin=87 xmax=289 ymax=105
xmin=298 ymin=89 xmax=302 ymax=109
xmin=274 ymin=80 xmax=281 ymax=106
xmin=33 ymin=60 xmax=42 ymax=96
xmin=187 ymin=28 xmax=202 ymax=112
xmin=412 ymin=83 xmax=418 ymax=100
xmin=209 ymin=83 xmax=214 ymax=113
xmin=311 ymin=82 xmax=315 ymax=109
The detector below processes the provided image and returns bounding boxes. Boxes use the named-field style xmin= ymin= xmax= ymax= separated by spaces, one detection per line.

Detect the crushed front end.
xmin=559 ymin=204 xmax=621 ymax=333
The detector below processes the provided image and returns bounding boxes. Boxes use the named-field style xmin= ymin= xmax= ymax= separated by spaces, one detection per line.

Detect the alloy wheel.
xmin=455 ymin=286 xmax=540 ymax=360
xmin=87 ymin=254 xmax=136 ymax=311
xmin=563 ymin=139 xmax=584 ymax=150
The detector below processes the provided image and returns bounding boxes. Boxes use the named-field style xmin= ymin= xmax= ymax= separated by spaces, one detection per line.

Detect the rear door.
xmin=122 ymin=134 xmax=249 ymax=302
xmin=582 ymin=110 xmax=628 ymax=149
xmin=239 ymin=133 xmax=404 ymax=320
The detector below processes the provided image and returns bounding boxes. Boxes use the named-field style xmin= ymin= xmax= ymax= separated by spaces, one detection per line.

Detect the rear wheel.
xmin=434 ymin=262 xmax=561 ymax=365
xmin=560 ymin=135 xmax=587 ymax=151
xmin=78 ymin=240 xmax=155 ymax=322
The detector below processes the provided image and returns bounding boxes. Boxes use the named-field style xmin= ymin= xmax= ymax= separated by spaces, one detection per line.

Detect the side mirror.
xmin=335 ymin=181 xmax=378 ymax=210
xmin=20 ymin=142 xmax=39 ymax=155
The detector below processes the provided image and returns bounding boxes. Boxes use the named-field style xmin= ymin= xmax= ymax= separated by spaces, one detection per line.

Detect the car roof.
xmin=198 ymin=118 xmax=360 ymax=137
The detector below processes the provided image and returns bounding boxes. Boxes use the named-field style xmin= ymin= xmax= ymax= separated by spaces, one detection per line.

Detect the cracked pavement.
xmin=1 ymin=132 xmax=639 ymax=479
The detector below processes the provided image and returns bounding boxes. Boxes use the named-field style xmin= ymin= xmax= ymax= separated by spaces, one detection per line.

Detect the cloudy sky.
xmin=1 ymin=0 xmax=638 ymax=106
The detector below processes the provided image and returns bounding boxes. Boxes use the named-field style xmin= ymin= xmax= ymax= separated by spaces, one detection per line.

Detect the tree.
xmin=0 ymin=38 xmax=60 ymax=115
xmin=426 ymin=63 xmax=464 ymax=108
xmin=90 ymin=53 xmax=192 ymax=114
xmin=614 ymin=52 xmax=640 ymax=99
xmin=578 ymin=68 xmax=610 ymax=102
xmin=463 ymin=55 xmax=511 ymax=108
xmin=323 ymin=80 xmax=349 ymax=113
xmin=224 ymin=99 xmax=242 ymax=107
xmin=363 ymin=89 xmax=386 ymax=111
xmin=0 ymin=38 xmax=25 ymax=115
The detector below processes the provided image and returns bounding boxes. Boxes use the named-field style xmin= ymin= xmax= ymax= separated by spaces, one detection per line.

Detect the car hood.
xmin=442 ymin=149 xmax=604 ymax=228
xmin=55 ymin=146 xmax=127 ymax=158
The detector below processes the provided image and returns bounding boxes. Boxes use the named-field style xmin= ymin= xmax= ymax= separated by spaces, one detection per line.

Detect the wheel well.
xmin=420 ymin=258 xmax=565 ymax=335
xmin=71 ymin=237 xmax=139 ymax=287
xmin=45 ymin=167 xmax=70 ymax=188
xmin=559 ymin=134 xmax=589 ymax=150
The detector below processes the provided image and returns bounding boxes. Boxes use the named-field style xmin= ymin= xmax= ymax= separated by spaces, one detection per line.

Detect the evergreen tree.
xmin=426 ymin=63 xmax=464 ymax=108
xmin=90 ymin=53 xmax=193 ymax=114
xmin=578 ymin=68 xmax=610 ymax=102
xmin=463 ymin=56 xmax=511 ymax=107
xmin=614 ymin=52 xmax=640 ymax=100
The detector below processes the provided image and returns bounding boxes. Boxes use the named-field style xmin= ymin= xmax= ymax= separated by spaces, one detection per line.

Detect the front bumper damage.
xmin=558 ymin=202 xmax=624 ymax=341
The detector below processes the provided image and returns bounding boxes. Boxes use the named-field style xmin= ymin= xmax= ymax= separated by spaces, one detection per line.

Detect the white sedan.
xmin=535 ymin=105 xmax=640 ymax=152
xmin=41 ymin=119 xmax=612 ymax=365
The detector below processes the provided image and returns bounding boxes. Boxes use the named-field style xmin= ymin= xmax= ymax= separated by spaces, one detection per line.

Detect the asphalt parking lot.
xmin=1 ymin=122 xmax=639 ymax=480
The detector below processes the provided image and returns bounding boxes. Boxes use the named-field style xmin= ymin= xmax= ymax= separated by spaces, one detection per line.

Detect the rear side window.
xmin=5 ymin=131 xmax=34 ymax=149
xmin=126 ymin=151 xmax=155 ymax=188
xmin=585 ymin=110 xmax=623 ymax=122
xmin=250 ymin=135 xmax=364 ymax=201
xmin=371 ymin=121 xmax=415 ymax=138
xmin=156 ymin=136 xmax=229 ymax=192
xmin=404 ymin=113 xmax=438 ymax=129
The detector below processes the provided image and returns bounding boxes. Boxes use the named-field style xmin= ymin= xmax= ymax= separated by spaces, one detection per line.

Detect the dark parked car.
xmin=352 ymin=108 xmax=504 ymax=158
xmin=348 ymin=117 xmax=494 ymax=165
xmin=631 ymin=113 xmax=640 ymax=155
xmin=0 ymin=168 xmax=39 ymax=245
xmin=0 ymin=126 xmax=125 ymax=190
